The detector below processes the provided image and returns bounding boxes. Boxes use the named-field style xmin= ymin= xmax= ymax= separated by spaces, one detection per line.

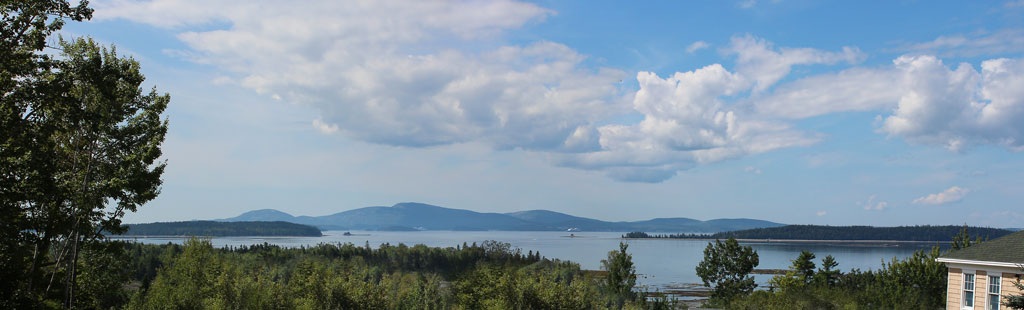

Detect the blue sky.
xmin=68 ymin=0 xmax=1024 ymax=227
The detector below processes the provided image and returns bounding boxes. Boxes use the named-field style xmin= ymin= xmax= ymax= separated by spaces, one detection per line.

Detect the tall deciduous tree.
xmin=1 ymin=1 xmax=169 ymax=307
xmin=696 ymin=237 xmax=759 ymax=305
xmin=600 ymin=242 xmax=637 ymax=307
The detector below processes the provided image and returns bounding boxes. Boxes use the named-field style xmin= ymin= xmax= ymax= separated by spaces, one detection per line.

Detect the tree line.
xmin=73 ymin=238 xmax=678 ymax=310
xmin=120 ymin=221 xmax=322 ymax=237
xmin=624 ymin=224 xmax=1013 ymax=241
xmin=694 ymin=227 xmax=1024 ymax=309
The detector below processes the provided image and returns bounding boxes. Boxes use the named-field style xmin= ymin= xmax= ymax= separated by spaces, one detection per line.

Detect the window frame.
xmin=988 ymin=275 xmax=1001 ymax=310
xmin=963 ymin=271 xmax=976 ymax=309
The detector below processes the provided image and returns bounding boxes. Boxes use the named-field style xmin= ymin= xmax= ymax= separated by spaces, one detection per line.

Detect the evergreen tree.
xmin=791 ymin=250 xmax=816 ymax=283
xmin=1005 ymin=267 xmax=1024 ymax=310
xmin=815 ymin=255 xmax=839 ymax=287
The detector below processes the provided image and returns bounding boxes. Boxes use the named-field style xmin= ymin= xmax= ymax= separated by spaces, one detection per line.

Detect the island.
xmin=623 ymin=225 xmax=1014 ymax=242
xmin=119 ymin=221 xmax=323 ymax=237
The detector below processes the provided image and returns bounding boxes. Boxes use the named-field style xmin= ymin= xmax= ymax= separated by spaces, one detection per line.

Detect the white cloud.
xmin=861 ymin=194 xmax=888 ymax=211
xmin=312 ymin=119 xmax=338 ymax=134
xmin=881 ymin=56 xmax=1024 ymax=152
xmin=895 ymin=29 xmax=1024 ymax=58
xmin=686 ymin=41 xmax=710 ymax=54
xmin=756 ymin=67 xmax=902 ymax=119
xmin=913 ymin=186 xmax=970 ymax=205
xmin=93 ymin=1 xmax=1024 ymax=182
xmin=758 ymin=53 xmax=1024 ymax=153
xmin=816 ymin=211 xmax=827 ymax=216
xmin=726 ymin=34 xmax=865 ymax=92
xmin=744 ymin=166 xmax=762 ymax=174
xmin=557 ymin=63 xmax=818 ymax=182
xmin=96 ymin=0 xmax=625 ymax=150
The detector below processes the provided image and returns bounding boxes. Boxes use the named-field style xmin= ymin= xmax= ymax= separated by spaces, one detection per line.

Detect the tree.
xmin=951 ymin=224 xmax=984 ymax=250
xmin=1005 ymin=266 xmax=1024 ymax=310
xmin=815 ymin=255 xmax=839 ymax=287
xmin=600 ymin=242 xmax=637 ymax=307
xmin=1 ymin=1 xmax=170 ymax=306
xmin=791 ymin=250 xmax=816 ymax=283
xmin=696 ymin=237 xmax=759 ymax=305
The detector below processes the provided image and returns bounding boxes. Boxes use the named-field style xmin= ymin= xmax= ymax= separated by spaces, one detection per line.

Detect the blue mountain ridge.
xmin=219 ymin=202 xmax=785 ymax=232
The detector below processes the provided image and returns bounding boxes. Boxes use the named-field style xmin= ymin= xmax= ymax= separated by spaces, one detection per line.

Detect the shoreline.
xmin=622 ymin=237 xmax=950 ymax=244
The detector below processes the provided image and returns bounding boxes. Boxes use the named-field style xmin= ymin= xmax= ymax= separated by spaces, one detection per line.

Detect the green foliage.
xmin=600 ymin=242 xmax=637 ymax=307
xmin=814 ymin=255 xmax=839 ymax=287
xmin=790 ymin=251 xmax=815 ymax=283
xmin=695 ymin=238 xmax=759 ymax=306
xmin=2 ymin=1 xmax=170 ymax=307
xmin=1003 ymin=267 xmax=1024 ymax=310
xmin=103 ymin=238 xmax=682 ymax=310
xmin=951 ymin=224 xmax=985 ymax=250
xmin=732 ymin=245 xmax=955 ymax=309
xmin=122 ymin=221 xmax=322 ymax=237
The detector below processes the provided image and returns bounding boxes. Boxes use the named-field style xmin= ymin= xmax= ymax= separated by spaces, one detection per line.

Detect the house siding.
xmin=948 ymin=268 xmax=961 ymax=310
xmin=976 ymin=270 xmax=986 ymax=309
xmin=1006 ymin=273 xmax=1023 ymax=306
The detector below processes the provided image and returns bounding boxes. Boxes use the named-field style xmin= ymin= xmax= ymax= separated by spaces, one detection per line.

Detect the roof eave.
xmin=936 ymin=257 xmax=1024 ymax=268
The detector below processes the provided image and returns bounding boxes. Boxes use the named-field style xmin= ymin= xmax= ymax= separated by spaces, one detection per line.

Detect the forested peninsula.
xmin=121 ymin=221 xmax=323 ymax=237
xmin=623 ymin=225 xmax=1014 ymax=241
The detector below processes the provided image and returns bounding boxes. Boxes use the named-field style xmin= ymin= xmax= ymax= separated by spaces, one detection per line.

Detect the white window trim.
xmin=988 ymin=274 xmax=1001 ymax=310
xmin=963 ymin=270 xmax=976 ymax=310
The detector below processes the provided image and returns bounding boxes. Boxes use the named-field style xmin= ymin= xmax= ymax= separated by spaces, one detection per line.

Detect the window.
xmin=989 ymin=275 xmax=1001 ymax=310
xmin=964 ymin=273 xmax=975 ymax=308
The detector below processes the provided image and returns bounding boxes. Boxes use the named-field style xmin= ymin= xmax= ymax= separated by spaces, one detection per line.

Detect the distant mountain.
xmin=218 ymin=202 xmax=784 ymax=232
xmin=229 ymin=209 xmax=296 ymax=222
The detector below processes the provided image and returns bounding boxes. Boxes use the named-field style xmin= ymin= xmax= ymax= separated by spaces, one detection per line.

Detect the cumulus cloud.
xmin=686 ymin=41 xmax=710 ymax=54
xmin=861 ymin=194 xmax=888 ymax=211
xmin=744 ymin=166 xmax=762 ymax=174
xmin=816 ymin=211 xmax=827 ymax=216
xmin=912 ymin=186 xmax=970 ymax=205
xmin=96 ymin=0 xmax=627 ymax=150
xmin=94 ymin=1 xmax=1024 ymax=182
xmin=557 ymin=60 xmax=820 ymax=182
xmin=758 ymin=54 xmax=1024 ymax=152
xmin=881 ymin=56 xmax=1024 ymax=152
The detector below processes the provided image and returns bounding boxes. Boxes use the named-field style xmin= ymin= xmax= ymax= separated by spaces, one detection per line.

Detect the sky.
xmin=66 ymin=0 xmax=1024 ymax=227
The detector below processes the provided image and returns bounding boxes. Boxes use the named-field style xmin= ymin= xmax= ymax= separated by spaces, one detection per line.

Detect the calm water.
xmin=118 ymin=230 xmax=945 ymax=291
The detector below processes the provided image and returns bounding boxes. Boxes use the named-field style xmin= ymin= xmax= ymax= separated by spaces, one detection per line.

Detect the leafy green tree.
xmin=4 ymin=1 xmax=170 ymax=307
xmin=601 ymin=242 xmax=637 ymax=307
xmin=695 ymin=237 xmax=759 ymax=305
xmin=791 ymin=250 xmax=816 ymax=283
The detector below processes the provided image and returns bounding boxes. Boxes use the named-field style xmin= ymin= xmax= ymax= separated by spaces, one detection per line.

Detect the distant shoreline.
xmin=111 ymin=235 xmax=323 ymax=238
xmin=622 ymin=237 xmax=950 ymax=244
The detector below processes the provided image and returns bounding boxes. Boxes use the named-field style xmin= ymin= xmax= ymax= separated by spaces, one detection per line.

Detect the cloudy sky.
xmin=72 ymin=0 xmax=1024 ymax=227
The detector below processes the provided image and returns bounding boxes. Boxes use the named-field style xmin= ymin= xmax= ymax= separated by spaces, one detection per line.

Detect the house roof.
xmin=941 ymin=230 xmax=1024 ymax=264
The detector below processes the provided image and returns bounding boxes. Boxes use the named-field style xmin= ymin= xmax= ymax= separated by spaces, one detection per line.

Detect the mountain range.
xmin=218 ymin=202 xmax=785 ymax=232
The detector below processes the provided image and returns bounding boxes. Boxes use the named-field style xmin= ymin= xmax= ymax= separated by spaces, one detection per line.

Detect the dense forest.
xmin=121 ymin=221 xmax=323 ymax=237
xmin=74 ymin=238 xmax=677 ymax=309
xmin=623 ymin=225 xmax=1013 ymax=241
